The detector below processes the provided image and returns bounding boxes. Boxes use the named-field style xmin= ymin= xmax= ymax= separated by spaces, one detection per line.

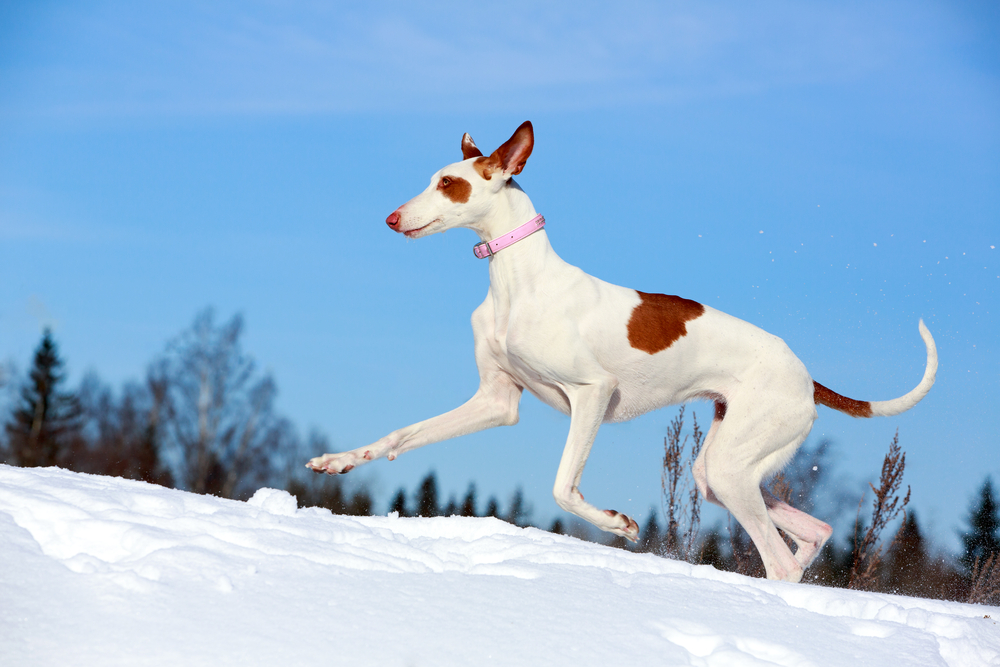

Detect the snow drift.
xmin=1 ymin=464 xmax=996 ymax=666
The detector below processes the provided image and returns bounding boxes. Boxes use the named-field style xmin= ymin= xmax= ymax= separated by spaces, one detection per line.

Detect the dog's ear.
xmin=490 ymin=121 xmax=533 ymax=177
xmin=461 ymin=133 xmax=483 ymax=159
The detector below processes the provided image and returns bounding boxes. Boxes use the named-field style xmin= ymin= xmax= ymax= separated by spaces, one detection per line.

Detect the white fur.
xmin=308 ymin=123 xmax=936 ymax=582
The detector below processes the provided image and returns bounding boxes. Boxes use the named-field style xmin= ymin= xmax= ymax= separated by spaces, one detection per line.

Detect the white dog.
xmin=309 ymin=122 xmax=936 ymax=582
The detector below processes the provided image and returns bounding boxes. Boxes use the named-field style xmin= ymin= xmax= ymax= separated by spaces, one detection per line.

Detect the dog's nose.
xmin=386 ymin=211 xmax=400 ymax=228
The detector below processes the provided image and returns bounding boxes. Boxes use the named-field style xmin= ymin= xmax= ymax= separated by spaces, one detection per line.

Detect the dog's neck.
xmin=469 ymin=180 xmax=538 ymax=243
xmin=474 ymin=183 xmax=563 ymax=309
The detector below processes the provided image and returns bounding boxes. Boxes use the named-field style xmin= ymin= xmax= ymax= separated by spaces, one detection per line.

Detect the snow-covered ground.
xmin=1 ymin=465 xmax=996 ymax=666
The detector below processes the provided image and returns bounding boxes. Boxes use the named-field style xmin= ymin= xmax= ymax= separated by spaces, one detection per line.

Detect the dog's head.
xmin=385 ymin=121 xmax=534 ymax=238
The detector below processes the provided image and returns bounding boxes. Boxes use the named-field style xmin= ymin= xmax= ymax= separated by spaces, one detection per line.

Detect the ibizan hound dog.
xmin=308 ymin=121 xmax=937 ymax=582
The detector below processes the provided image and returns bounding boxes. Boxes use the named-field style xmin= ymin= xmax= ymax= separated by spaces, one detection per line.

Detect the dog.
xmin=308 ymin=121 xmax=937 ymax=582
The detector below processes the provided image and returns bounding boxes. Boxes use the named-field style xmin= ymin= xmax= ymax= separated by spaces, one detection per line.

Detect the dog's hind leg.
xmin=762 ymin=488 xmax=833 ymax=570
xmin=700 ymin=399 xmax=817 ymax=582
xmin=693 ymin=401 xmax=726 ymax=507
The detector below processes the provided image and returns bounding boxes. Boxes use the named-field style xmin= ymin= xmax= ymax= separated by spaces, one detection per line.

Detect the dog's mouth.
xmin=403 ymin=219 xmax=440 ymax=238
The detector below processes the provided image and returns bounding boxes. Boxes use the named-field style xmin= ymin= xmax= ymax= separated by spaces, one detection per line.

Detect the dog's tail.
xmin=814 ymin=319 xmax=937 ymax=418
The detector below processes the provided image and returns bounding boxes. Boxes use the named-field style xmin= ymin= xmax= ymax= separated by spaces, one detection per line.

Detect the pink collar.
xmin=472 ymin=214 xmax=545 ymax=259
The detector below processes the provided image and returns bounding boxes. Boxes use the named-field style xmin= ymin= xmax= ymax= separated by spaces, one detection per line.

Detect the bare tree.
xmin=158 ymin=308 xmax=292 ymax=499
xmin=72 ymin=371 xmax=173 ymax=486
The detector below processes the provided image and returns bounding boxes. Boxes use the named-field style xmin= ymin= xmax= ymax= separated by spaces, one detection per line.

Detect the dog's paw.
xmin=306 ymin=451 xmax=367 ymax=475
xmin=603 ymin=509 xmax=640 ymax=542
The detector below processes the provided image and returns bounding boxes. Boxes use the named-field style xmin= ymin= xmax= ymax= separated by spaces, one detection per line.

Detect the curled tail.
xmin=814 ymin=319 xmax=937 ymax=418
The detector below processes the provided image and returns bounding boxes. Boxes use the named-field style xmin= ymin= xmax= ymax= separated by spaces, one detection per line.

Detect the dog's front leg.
xmin=307 ymin=373 xmax=522 ymax=475
xmin=551 ymin=375 xmax=640 ymax=542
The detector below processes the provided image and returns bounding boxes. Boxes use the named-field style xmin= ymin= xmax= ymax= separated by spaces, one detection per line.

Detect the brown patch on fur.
xmin=627 ymin=291 xmax=705 ymax=354
xmin=437 ymin=175 xmax=471 ymax=203
xmin=813 ymin=381 xmax=873 ymax=418
xmin=473 ymin=156 xmax=496 ymax=181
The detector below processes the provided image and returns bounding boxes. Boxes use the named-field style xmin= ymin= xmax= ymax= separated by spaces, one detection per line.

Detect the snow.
xmin=1 ymin=465 xmax=997 ymax=666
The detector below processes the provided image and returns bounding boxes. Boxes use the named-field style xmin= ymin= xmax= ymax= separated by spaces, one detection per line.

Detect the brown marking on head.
xmin=437 ymin=175 xmax=472 ymax=203
xmin=627 ymin=291 xmax=705 ymax=354
xmin=813 ymin=381 xmax=873 ymax=418
xmin=472 ymin=156 xmax=496 ymax=180
xmin=461 ymin=133 xmax=483 ymax=159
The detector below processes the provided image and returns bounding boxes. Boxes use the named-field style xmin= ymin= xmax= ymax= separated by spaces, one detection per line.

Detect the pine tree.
xmin=415 ymin=472 xmax=440 ymax=517
xmin=504 ymin=487 xmax=529 ymax=526
xmin=484 ymin=496 xmax=500 ymax=518
xmin=460 ymin=483 xmax=478 ymax=517
xmin=698 ymin=527 xmax=726 ymax=570
xmin=346 ymin=488 xmax=373 ymax=517
xmin=885 ymin=510 xmax=930 ymax=596
xmin=4 ymin=330 xmax=81 ymax=467
xmin=389 ymin=488 xmax=409 ymax=517
xmin=961 ymin=477 xmax=1000 ymax=573
xmin=638 ymin=509 xmax=662 ymax=554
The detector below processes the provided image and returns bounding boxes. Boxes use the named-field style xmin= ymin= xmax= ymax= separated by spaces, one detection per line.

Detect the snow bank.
xmin=1 ymin=465 xmax=996 ymax=666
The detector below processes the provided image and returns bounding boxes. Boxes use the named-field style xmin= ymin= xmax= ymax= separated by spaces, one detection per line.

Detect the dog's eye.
xmin=440 ymin=177 xmax=452 ymax=187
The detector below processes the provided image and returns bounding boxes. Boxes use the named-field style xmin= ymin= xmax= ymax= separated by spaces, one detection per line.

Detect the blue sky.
xmin=1 ymin=1 xmax=997 ymax=552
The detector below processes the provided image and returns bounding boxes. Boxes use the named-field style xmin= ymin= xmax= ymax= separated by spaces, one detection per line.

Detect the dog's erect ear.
xmin=491 ymin=121 xmax=534 ymax=176
xmin=461 ymin=133 xmax=483 ymax=159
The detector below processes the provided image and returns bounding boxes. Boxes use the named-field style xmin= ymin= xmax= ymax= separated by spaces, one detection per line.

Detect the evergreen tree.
xmin=698 ymin=527 xmax=727 ymax=571
xmin=4 ymin=330 xmax=81 ymax=467
xmin=885 ymin=510 xmax=931 ymax=596
xmin=415 ymin=471 xmax=440 ymax=517
xmin=389 ymin=488 xmax=409 ymax=517
xmin=484 ymin=496 xmax=500 ymax=518
xmin=346 ymin=487 xmax=373 ymax=517
xmin=460 ymin=483 xmax=478 ymax=517
xmin=961 ymin=477 xmax=1000 ymax=573
xmin=549 ymin=518 xmax=565 ymax=535
xmin=504 ymin=487 xmax=529 ymax=526
xmin=442 ymin=495 xmax=458 ymax=517
xmin=638 ymin=509 xmax=662 ymax=554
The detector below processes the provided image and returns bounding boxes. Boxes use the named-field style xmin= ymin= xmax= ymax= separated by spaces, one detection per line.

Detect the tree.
xmin=157 ymin=309 xmax=293 ymax=499
xmin=415 ymin=471 xmax=440 ymax=517
xmin=884 ymin=511 xmax=931 ymax=597
xmin=697 ymin=527 xmax=727 ymax=571
xmin=389 ymin=488 xmax=409 ymax=517
xmin=960 ymin=477 xmax=1000 ymax=574
xmin=638 ymin=509 xmax=663 ymax=554
xmin=504 ymin=487 xmax=530 ymax=527
xmin=460 ymin=483 xmax=478 ymax=517
xmin=70 ymin=372 xmax=173 ymax=486
xmin=442 ymin=495 xmax=459 ymax=517
xmin=484 ymin=496 xmax=500 ymax=518
xmin=4 ymin=329 xmax=81 ymax=468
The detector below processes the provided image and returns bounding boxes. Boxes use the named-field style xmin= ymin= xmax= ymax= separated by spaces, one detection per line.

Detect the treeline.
xmin=2 ymin=313 xmax=998 ymax=606
xmin=1 ymin=310 xmax=299 ymax=500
